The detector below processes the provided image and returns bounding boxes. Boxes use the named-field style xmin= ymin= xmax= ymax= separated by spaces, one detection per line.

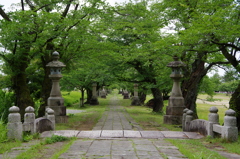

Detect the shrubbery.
xmin=0 ymin=90 xmax=15 ymax=123
xmin=0 ymin=121 xmax=8 ymax=143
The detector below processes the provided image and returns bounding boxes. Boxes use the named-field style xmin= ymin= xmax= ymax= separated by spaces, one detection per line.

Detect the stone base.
xmin=164 ymin=115 xmax=182 ymax=125
xmin=101 ymin=95 xmax=106 ymax=98
xmin=55 ymin=115 xmax=68 ymax=123
xmin=131 ymin=96 xmax=141 ymax=106
xmin=90 ymin=97 xmax=99 ymax=105
xmin=46 ymin=106 xmax=66 ymax=116
xmin=48 ymin=97 xmax=64 ymax=107
xmin=166 ymin=106 xmax=185 ymax=116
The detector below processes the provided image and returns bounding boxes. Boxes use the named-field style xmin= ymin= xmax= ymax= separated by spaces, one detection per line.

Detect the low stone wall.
xmin=183 ymin=106 xmax=238 ymax=142
xmin=7 ymin=106 xmax=55 ymax=141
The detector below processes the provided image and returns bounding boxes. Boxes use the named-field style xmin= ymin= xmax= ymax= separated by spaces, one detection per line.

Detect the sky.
xmin=1 ymin=0 xmax=129 ymax=10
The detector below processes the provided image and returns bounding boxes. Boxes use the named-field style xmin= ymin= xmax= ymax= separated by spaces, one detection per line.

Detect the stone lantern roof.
xmin=167 ymin=55 xmax=185 ymax=68
xmin=46 ymin=51 xmax=66 ymax=68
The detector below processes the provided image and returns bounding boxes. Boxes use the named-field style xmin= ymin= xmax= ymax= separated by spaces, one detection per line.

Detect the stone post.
xmin=46 ymin=108 xmax=55 ymax=130
xmin=185 ymin=110 xmax=193 ymax=131
xmin=182 ymin=108 xmax=189 ymax=131
xmin=23 ymin=106 xmax=35 ymax=134
xmin=123 ymin=90 xmax=130 ymax=99
xmin=164 ymin=56 xmax=186 ymax=125
xmin=90 ymin=83 xmax=99 ymax=105
xmin=131 ymin=84 xmax=141 ymax=106
xmin=100 ymin=87 xmax=107 ymax=98
xmin=207 ymin=106 xmax=219 ymax=137
xmin=7 ymin=106 xmax=22 ymax=140
xmin=222 ymin=109 xmax=238 ymax=142
xmin=46 ymin=51 xmax=67 ymax=123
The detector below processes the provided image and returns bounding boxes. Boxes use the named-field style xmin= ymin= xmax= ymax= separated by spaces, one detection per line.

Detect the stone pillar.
xmin=182 ymin=108 xmax=189 ymax=131
xmin=123 ymin=90 xmax=130 ymax=99
xmin=207 ymin=106 xmax=219 ymax=137
xmin=46 ymin=108 xmax=55 ymax=130
xmin=131 ymin=84 xmax=141 ymax=106
xmin=164 ymin=56 xmax=186 ymax=125
xmin=222 ymin=109 xmax=238 ymax=142
xmin=90 ymin=83 xmax=99 ymax=105
xmin=46 ymin=51 xmax=67 ymax=123
xmin=185 ymin=110 xmax=193 ymax=131
xmin=23 ymin=106 xmax=35 ymax=134
xmin=7 ymin=106 xmax=22 ymax=140
xmin=100 ymin=87 xmax=107 ymax=98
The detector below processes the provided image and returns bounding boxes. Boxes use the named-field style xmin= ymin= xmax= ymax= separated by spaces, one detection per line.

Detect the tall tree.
xmin=152 ymin=0 xmax=235 ymax=117
xmin=101 ymin=0 xmax=174 ymax=112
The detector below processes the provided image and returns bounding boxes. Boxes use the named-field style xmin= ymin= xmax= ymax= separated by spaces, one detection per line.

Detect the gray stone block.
xmin=101 ymin=130 xmax=123 ymax=138
xmin=124 ymin=130 xmax=141 ymax=138
xmin=77 ymin=130 xmax=101 ymax=138
xmin=161 ymin=131 xmax=188 ymax=138
xmin=140 ymin=131 xmax=164 ymax=138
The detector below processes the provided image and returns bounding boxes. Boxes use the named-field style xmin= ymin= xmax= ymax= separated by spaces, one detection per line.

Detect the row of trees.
xmin=0 ymin=0 xmax=239 ymax=127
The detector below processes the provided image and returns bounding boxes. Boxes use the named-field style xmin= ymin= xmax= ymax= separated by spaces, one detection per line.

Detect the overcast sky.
xmin=1 ymin=0 xmax=129 ymax=10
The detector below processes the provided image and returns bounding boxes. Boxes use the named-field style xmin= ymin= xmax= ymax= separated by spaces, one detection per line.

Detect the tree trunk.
xmin=150 ymin=87 xmax=164 ymax=112
xmin=139 ymin=92 xmax=146 ymax=105
xmin=80 ymin=88 xmax=85 ymax=107
xmin=38 ymin=66 xmax=51 ymax=117
xmin=181 ymin=59 xmax=208 ymax=119
xmin=11 ymin=51 xmax=34 ymax=118
xmin=85 ymin=88 xmax=92 ymax=104
xmin=229 ymin=83 xmax=240 ymax=130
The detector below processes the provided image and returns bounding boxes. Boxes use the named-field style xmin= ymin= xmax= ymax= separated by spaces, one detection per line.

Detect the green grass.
xmin=56 ymin=94 xmax=111 ymax=130
xmin=167 ymin=139 xmax=227 ymax=159
xmin=15 ymin=136 xmax=76 ymax=159
xmin=49 ymin=139 xmax=76 ymax=159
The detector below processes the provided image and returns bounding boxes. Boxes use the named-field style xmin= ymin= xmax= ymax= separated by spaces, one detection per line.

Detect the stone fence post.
xmin=182 ymin=108 xmax=189 ymax=131
xmin=207 ymin=106 xmax=219 ymax=137
xmin=46 ymin=108 xmax=55 ymax=130
xmin=222 ymin=109 xmax=238 ymax=142
xmin=185 ymin=110 xmax=193 ymax=131
xmin=7 ymin=106 xmax=22 ymax=140
xmin=23 ymin=106 xmax=35 ymax=134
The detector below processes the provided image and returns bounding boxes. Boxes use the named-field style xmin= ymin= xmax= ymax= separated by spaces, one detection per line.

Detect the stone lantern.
xmin=131 ymin=83 xmax=141 ymax=106
xmin=46 ymin=51 xmax=67 ymax=123
xmin=164 ymin=55 xmax=185 ymax=125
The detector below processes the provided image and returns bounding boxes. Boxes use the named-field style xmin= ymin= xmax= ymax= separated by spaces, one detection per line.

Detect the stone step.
xmin=41 ymin=130 xmax=204 ymax=139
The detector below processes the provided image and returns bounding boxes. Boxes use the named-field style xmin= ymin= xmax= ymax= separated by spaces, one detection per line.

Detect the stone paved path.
xmin=49 ymin=95 xmax=197 ymax=158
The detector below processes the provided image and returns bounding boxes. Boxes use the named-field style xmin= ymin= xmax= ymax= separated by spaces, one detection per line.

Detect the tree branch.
xmin=212 ymin=41 xmax=240 ymax=51
xmin=25 ymin=0 xmax=36 ymax=10
xmin=61 ymin=0 xmax=74 ymax=19
xmin=0 ymin=7 xmax=11 ymax=21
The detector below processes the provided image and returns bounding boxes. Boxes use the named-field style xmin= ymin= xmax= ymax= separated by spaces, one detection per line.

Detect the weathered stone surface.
xmin=101 ymin=130 xmax=123 ymax=138
xmin=164 ymin=115 xmax=183 ymax=125
xmin=124 ymin=130 xmax=141 ymax=138
xmin=184 ymin=132 xmax=204 ymax=139
xmin=161 ymin=131 xmax=188 ymax=139
xmin=140 ymin=131 xmax=164 ymax=138
xmin=77 ymin=130 xmax=101 ymax=138
xmin=54 ymin=130 xmax=80 ymax=137
xmin=186 ymin=119 xmax=208 ymax=136
xmin=35 ymin=117 xmax=54 ymax=133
